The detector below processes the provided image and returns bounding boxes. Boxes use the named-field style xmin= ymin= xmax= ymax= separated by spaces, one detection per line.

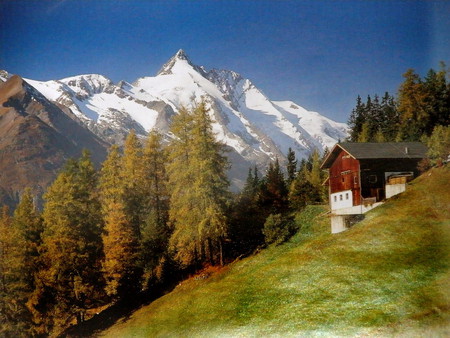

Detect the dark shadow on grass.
xmin=58 ymin=279 xmax=180 ymax=338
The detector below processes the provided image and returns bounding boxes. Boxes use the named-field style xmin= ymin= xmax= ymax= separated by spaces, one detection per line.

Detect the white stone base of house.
xmin=331 ymin=202 xmax=384 ymax=216
xmin=331 ymin=215 xmax=347 ymax=233
xmin=385 ymin=183 xmax=406 ymax=199
xmin=330 ymin=202 xmax=384 ymax=234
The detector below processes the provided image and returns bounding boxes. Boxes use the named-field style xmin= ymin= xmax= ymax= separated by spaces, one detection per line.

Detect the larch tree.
xmin=397 ymin=68 xmax=428 ymax=140
xmin=99 ymin=145 xmax=141 ymax=298
xmin=0 ymin=205 xmax=33 ymax=336
xmin=141 ymin=130 xmax=171 ymax=285
xmin=190 ymin=101 xmax=230 ymax=265
xmin=121 ymin=130 xmax=145 ymax=240
xmin=166 ymin=106 xmax=198 ymax=266
xmin=167 ymin=102 xmax=230 ymax=267
xmin=9 ymin=189 xmax=43 ymax=335
xmin=34 ymin=151 xmax=105 ymax=332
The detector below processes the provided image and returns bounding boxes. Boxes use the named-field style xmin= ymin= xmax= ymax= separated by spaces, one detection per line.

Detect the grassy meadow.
xmin=99 ymin=166 xmax=450 ymax=337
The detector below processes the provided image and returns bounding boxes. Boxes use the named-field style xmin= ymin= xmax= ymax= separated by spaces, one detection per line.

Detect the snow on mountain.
xmin=26 ymin=74 xmax=176 ymax=144
xmin=7 ymin=50 xmax=348 ymax=187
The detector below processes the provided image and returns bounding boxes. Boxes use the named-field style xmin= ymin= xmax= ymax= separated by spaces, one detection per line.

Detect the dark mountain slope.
xmin=0 ymin=75 xmax=107 ymax=208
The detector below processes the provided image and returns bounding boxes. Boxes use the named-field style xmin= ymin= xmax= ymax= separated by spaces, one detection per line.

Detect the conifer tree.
xmin=99 ymin=145 xmax=141 ymax=298
xmin=101 ymin=202 xmax=138 ymax=297
xmin=121 ymin=130 xmax=145 ymax=240
xmin=228 ymin=166 xmax=265 ymax=256
xmin=348 ymin=95 xmax=365 ymax=142
xmin=141 ymin=130 xmax=170 ymax=284
xmin=0 ymin=205 xmax=33 ymax=336
xmin=425 ymin=125 xmax=450 ymax=166
xmin=286 ymin=147 xmax=297 ymax=185
xmin=34 ymin=151 xmax=104 ymax=332
xmin=168 ymin=102 xmax=229 ymax=267
xmin=8 ymin=189 xmax=43 ymax=335
xmin=380 ymin=92 xmax=400 ymax=141
xmin=191 ymin=101 xmax=230 ymax=265
xmin=357 ymin=121 xmax=371 ymax=142
xmin=166 ymin=107 xmax=196 ymax=266
xmin=423 ymin=64 xmax=450 ymax=133
xmin=259 ymin=158 xmax=288 ymax=215
xmin=397 ymin=68 xmax=428 ymax=140
xmin=288 ymin=150 xmax=324 ymax=210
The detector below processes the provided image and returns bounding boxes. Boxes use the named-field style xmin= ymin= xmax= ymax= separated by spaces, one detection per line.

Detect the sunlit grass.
xmin=100 ymin=166 xmax=450 ymax=337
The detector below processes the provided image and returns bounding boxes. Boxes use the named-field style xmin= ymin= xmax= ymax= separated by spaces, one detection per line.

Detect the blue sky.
xmin=1 ymin=0 xmax=449 ymax=122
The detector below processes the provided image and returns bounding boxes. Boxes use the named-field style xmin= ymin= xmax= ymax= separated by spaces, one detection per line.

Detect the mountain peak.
xmin=174 ymin=49 xmax=189 ymax=61
xmin=157 ymin=49 xmax=196 ymax=76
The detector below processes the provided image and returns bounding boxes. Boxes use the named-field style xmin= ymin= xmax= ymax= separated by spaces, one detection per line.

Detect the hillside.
xmin=0 ymin=75 xmax=107 ymax=208
xmin=98 ymin=166 xmax=450 ymax=337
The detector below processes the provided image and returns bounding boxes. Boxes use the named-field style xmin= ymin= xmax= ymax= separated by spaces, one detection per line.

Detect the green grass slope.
xmin=100 ymin=166 xmax=450 ymax=337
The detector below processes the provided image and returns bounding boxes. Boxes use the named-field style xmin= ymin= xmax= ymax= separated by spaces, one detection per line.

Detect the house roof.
xmin=321 ymin=142 xmax=428 ymax=169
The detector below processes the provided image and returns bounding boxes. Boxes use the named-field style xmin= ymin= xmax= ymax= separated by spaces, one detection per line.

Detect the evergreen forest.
xmin=347 ymin=63 xmax=450 ymax=149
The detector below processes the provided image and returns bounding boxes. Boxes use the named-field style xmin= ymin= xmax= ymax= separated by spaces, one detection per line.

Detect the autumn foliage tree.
xmin=167 ymin=102 xmax=230 ymax=267
xmin=33 ymin=151 xmax=105 ymax=332
xmin=99 ymin=145 xmax=141 ymax=299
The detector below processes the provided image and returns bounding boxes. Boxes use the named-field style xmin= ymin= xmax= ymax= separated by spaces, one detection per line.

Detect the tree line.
xmin=0 ymin=101 xmax=328 ymax=337
xmin=348 ymin=63 xmax=450 ymax=144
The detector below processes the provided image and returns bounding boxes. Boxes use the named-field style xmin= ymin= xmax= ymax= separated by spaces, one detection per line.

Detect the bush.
xmin=425 ymin=125 xmax=450 ymax=166
xmin=263 ymin=214 xmax=294 ymax=245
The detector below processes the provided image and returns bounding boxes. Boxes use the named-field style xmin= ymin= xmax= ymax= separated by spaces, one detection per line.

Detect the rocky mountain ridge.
xmin=0 ymin=50 xmax=348 ymax=203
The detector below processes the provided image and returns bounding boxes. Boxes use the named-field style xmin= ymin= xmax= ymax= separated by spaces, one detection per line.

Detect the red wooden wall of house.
xmin=328 ymin=149 xmax=361 ymax=206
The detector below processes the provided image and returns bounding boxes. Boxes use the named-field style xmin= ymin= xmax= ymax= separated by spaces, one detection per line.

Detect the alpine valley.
xmin=0 ymin=50 xmax=347 ymax=207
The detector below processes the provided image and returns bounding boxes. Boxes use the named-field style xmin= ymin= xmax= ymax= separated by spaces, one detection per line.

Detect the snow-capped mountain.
xmin=3 ymin=50 xmax=348 ymax=187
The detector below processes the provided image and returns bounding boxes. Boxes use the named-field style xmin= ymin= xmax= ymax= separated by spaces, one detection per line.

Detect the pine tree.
xmin=380 ymin=92 xmax=400 ymax=141
xmin=288 ymin=150 xmax=324 ymax=210
xmin=423 ymin=64 xmax=450 ymax=134
xmin=228 ymin=165 xmax=265 ymax=256
xmin=348 ymin=95 xmax=366 ymax=142
xmin=34 ymin=151 xmax=105 ymax=332
xmin=286 ymin=147 xmax=297 ymax=185
xmin=259 ymin=158 xmax=288 ymax=215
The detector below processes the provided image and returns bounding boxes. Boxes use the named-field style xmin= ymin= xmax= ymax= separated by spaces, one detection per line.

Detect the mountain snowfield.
xmin=3 ymin=50 xmax=348 ymax=186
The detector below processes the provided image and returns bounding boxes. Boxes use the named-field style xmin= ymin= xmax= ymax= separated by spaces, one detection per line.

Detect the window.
xmin=340 ymin=194 xmax=343 ymax=201
xmin=369 ymin=175 xmax=377 ymax=184
xmin=334 ymin=196 xmax=337 ymax=202
xmin=346 ymin=193 xmax=349 ymax=200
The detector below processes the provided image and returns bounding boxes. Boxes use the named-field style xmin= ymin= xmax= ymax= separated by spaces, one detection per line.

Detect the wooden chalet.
xmin=321 ymin=142 xmax=427 ymax=233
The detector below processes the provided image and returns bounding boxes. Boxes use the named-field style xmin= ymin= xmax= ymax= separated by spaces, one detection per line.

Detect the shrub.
xmin=263 ymin=214 xmax=294 ymax=245
xmin=425 ymin=125 xmax=450 ymax=166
